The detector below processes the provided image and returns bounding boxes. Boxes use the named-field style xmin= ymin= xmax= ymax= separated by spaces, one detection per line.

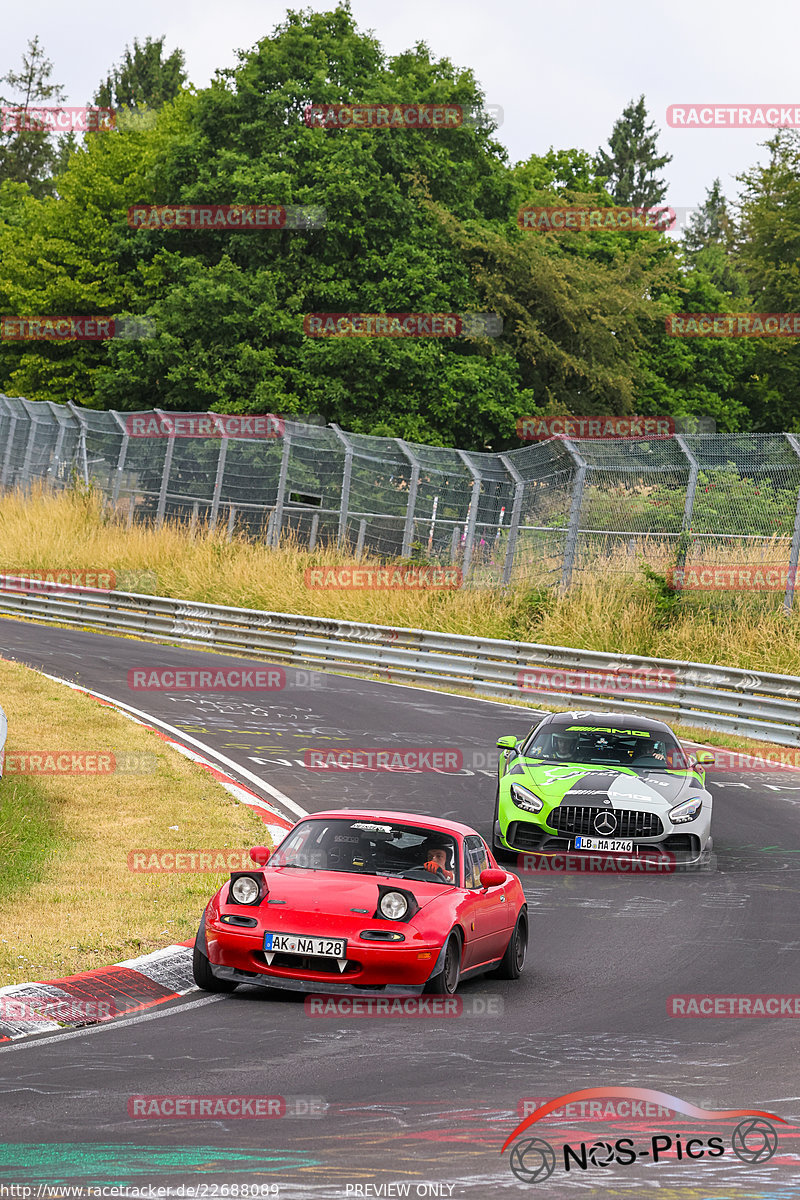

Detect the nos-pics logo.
xmin=502 ymin=1088 xmax=787 ymax=1183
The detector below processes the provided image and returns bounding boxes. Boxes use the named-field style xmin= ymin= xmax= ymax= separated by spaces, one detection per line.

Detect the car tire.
xmin=492 ymin=911 xmax=528 ymax=980
xmin=492 ymin=786 xmax=514 ymax=863
xmin=424 ymin=931 xmax=462 ymax=995
xmin=192 ymin=936 xmax=238 ymax=994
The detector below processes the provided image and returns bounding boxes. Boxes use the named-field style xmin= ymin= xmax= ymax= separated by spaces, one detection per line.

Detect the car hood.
xmin=513 ymin=760 xmax=704 ymax=817
xmin=244 ymin=868 xmax=452 ymax=917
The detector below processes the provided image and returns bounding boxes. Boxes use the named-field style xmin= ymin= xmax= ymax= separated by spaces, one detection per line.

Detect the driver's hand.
xmin=424 ymin=860 xmax=454 ymax=882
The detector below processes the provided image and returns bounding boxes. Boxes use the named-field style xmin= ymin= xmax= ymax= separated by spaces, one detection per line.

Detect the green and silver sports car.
xmin=493 ymin=710 xmax=714 ymax=865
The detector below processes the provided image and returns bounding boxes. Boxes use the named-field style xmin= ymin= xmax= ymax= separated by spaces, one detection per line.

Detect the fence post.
xmin=499 ymin=453 xmax=525 ymax=586
xmin=784 ymin=433 xmax=800 ymax=613
xmin=331 ymin=424 xmax=353 ymax=547
xmin=0 ymin=398 xmax=19 ymax=487
xmin=154 ymin=408 xmax=175 ymax=527
xmin=674 ymin=433 xmax=699 ymax=573
xmin=209 ymin=435 xmax=229 ymax=531
xmin=110 ymin=411 xmax=130 ymax=504
xmin=19 ymin=414 xmax=40 ymax=488
xmin=456 ymin=449 xmax=481 ymax=580
xmin=66 ymin=401 xmax=89 ymax=486
xmin=355 ymin=518 xmax=366 ymax=559
xmin=560 ymin=438 xmax=587 ymax=593
xmin=394 ymin=439 xmax=421 ymax=558
xmin=271 ymin=431 xmax=291 ymax=548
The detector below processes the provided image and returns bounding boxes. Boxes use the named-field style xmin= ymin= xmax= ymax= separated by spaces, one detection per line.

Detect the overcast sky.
xmin=2 ymin=0 xmax=795 ymax=210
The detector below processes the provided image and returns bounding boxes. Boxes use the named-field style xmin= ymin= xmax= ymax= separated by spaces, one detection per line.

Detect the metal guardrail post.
xmin=154 ymin=408 xmax=175 ymax=527
xmin=110 ymin=410 xmax=130 ymax=504
xmin=0 ymin=397 xmax=19 ymax=487
xmin=209 ymin=435 xmax=229 ymax=531
xmin=66 ymin=402 xmax=89 ymax=486
xmin=784 ymin=433 xmax=800 ymax=613
xmin=456 ymin=450 xmax=481 ymax=580
xmin=395 ymin=439 xmax=420 ymax=558
xmin=499 ymin=454 xmax=525 ymax=586
xmin=560 ymin=438 xmax=587 ymax=592
xmin=674 ymin=434 xmax=699 ymax=575
xmin=331 ymin=424 xmax=353 ymax=548
xmin=271 ymin=431 xmax=291 ymax=548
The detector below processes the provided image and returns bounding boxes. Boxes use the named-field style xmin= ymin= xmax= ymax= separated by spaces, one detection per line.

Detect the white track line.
xmin=38 ymin=672 xmax=307 ymax=821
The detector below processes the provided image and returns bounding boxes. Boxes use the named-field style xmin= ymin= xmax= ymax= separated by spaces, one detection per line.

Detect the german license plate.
xmin=263 ymin=932 xmax=346 ymax=957
xmin=574 ymin=836 xmax=634 ymax=852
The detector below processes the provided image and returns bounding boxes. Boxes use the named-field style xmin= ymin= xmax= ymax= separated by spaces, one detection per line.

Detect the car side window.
xmin=464 ymin=835 xmax=489 ymax=889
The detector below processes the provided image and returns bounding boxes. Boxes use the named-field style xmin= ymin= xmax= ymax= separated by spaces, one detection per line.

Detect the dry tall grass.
xmin=0 ymin=657 xmax=267 ymax=984
xmin=0 ymin=485 xmax=798 ymax=675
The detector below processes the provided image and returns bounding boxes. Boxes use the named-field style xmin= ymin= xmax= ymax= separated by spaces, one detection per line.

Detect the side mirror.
xmin=250 ymin=845 xmax=270 ymax=866
xmin=496 ymin=736 xmax=518 ymax=750
xmin=479 ymin=868 xmax=506 ymax=889
xmin=694 ymin=750 xmax=715 ymax=765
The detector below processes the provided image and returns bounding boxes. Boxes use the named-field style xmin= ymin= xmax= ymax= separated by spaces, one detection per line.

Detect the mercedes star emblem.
xmin=593 ymin=809 xmax=617 ymax=835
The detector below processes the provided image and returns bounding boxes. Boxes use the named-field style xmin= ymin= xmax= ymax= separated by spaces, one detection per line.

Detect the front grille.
xmin=547 ymin=806 xmax=664 ymax=839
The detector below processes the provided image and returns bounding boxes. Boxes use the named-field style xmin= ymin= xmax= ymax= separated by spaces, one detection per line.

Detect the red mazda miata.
xmin=193 ymin=808 xmax=528 ymax=996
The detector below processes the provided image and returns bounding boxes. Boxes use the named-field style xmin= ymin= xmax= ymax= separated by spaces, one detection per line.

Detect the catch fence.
xmin=2 ymin=396 xmax=800 ymax=609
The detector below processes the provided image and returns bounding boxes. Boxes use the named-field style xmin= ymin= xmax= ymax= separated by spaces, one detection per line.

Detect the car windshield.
xmin=521 ymin=724 xmax=688 ymax=771
xmin=268 ymin=818 xmax=459 ymax=884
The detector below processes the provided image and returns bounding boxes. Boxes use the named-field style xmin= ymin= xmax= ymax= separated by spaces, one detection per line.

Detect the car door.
xmin=461 ymin=835 xmax=511 ymax=969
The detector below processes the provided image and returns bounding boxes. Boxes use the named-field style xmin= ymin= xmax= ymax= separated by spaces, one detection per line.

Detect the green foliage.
xmin=594 ymin=96 xmax=672 ymax=208
xmin=0 ymin=37 xmax=74 ymax=199
xmin=94 ymin=36 xmax=188 ymax=112
xmin=639 ymin=562 xmax=682 ymax=627
xmin=0 ymin=8 xmax=795 ymax=441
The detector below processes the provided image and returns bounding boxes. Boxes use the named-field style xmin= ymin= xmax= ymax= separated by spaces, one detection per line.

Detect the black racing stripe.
xmin=559 ymin=770 xmax=622 ymax=808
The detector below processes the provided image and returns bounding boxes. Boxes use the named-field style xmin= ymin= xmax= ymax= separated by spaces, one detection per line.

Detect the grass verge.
xmin=0 ymin=657 xmax=268 ymax=985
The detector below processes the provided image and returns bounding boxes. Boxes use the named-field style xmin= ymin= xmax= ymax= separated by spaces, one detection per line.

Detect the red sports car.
xmin=193 ymin=808 xmax=528 ymax=996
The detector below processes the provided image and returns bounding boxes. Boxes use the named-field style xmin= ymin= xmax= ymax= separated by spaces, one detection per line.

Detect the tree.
xmin=94 ymin=37 xmax=187 ymax=112
xmin=0 ymin=37 xmax=73 ymax=198
xmin=595 ymin=96 xmax=672 ymax=208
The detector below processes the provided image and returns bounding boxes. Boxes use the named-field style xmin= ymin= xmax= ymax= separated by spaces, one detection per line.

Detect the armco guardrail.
xmin=0 ymin=584 xmax=798 ymax=745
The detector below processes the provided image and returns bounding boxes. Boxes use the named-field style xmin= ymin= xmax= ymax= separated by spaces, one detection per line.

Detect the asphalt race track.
xmin=0 ymin=616 xmax=798 ymax=1198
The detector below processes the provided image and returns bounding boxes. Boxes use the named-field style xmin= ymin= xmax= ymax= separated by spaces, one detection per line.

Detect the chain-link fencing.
xmin=2 ymin=395 xmax=800 ymax=610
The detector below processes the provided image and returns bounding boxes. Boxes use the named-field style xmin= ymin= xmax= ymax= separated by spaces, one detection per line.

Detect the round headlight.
xmin=379 ymin=891 xmax=409 ymax=920
xmin=230 ymin=875 xmax=260 ymax=904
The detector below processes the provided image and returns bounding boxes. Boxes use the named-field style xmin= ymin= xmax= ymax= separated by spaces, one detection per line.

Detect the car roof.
xmin=541 ymin=710 xmax=676 ymax=736
xmin=301 ymin=809 xmax=478 ymax=838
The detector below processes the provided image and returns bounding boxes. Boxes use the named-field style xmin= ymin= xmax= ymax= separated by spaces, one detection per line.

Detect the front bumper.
xmin=207 ymin=923 xmax=444 ymax=990
xmin=497 ymin=815 xmax=711 ymax=865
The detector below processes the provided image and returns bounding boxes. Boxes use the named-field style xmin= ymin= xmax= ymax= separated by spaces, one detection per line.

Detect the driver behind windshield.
xmin=421 ymin=840 xmax=455 ymax=883
xmin=551 ymin=730 xmax=579 ymax=760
